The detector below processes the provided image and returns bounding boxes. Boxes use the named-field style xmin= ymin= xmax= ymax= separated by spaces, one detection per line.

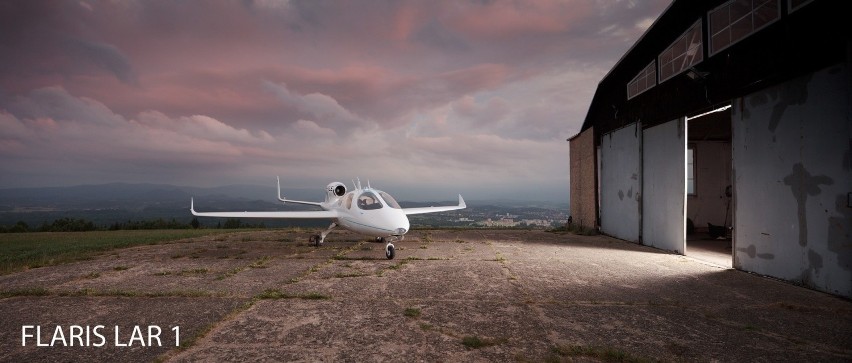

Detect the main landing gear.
xmin=309 ymin=222 xmax=337 ymax=247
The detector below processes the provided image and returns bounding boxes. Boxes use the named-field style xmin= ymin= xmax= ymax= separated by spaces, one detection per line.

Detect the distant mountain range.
xmin=0 ymin=183 xmax=317 ymax=211
xmin=0 ymin=183 xmax=568 ymax=228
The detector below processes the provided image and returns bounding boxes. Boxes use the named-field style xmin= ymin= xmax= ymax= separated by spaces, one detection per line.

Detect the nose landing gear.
xmin=378 ymin=235 xmax=403 ymax=260
xmin=385 ymin=243 xmax=395 ymax=260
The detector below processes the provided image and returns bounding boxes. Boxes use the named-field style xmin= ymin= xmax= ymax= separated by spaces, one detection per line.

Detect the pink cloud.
xmin=446 ymin=0 xmax=596 ymax=39
xmin=0 ymin=0 xmax=672 ymax=199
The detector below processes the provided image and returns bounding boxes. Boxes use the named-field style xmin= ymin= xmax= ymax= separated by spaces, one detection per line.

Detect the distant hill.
xmin=0 ymin=183 xmax=567 ymax=229
xmin=0 ymin=183 xmax=320 ymax=210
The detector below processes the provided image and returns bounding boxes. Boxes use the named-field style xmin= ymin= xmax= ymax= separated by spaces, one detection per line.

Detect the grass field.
xmin=0 ymin=229 xmax=238 ymax=275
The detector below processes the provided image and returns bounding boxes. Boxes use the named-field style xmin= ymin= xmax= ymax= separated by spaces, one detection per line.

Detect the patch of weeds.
xmin=189 ymin=254 xmax=201 ymax=259
xmin=548 ymin=224 xmax=599 ymax=236
xmin=419 ymin=245 xmax=428 ymax=249
xmin=489 ymin=253 xmax=506 ymax=262
xmin=256 ymin=289 xmax=293 ymax=299
xmin=256 ymin=289 xmax=331 ymax=300
xmin=360 ymin=246 xmax=373 ymax=251
xmin=454 ymin=239 xmax=467 ymax=243
xmin=0 ymin=287 xmax=51 ymax=297
xmin=170 ymin=254 xmax=185 ymax=259
xmin=216 ymin=266 xmax=244 ymax=280
xmin=179 ymin=268 xmax=208 ymax=275
xmin=83 ymin=272 xmax=101 ymax=279
xmin=113 ymin=266 xmax=129 ymax=271
xmin=419 ymin=323 xmax=433 ymax=331
xmin=301 ymin=292 xmax=332 ymax=300
xmin=404 ymin=307 xmax=421 ymax=318
xmin=405 ymin=256 xmax=423 ymax=261
xmin=215 ymin=244 xmax=228 ymax=249
xmin=461 ymin=335 xmax=500 ymax=349
xmin=549 ymin=344 xmax=652 ymax=363
xmin=388 ymin=260 xmax=409 ymax=270
xmin=248 ymin=256 xmax=272 ymax=269
xmin=426 ymin=257 xmax=446 ymax=261
xmin=58 ymin=289 xmax=214 ymax=298
xmin=743 ymin=324 xmax=759 ymax=332
xmin=278 ymin=238 xmax=294 ymax=243
xmin=153 ymin=271 xmax=172 ymax=276
xmin=240 ymin=237 xmax=252 ymax=242
xmin=463 ymin=247 xmax=474 ymax=252
xmin=334 ymin=272 xmax=367 ymax=278
xmin=333 ymin=256 xmax=383 ymax=261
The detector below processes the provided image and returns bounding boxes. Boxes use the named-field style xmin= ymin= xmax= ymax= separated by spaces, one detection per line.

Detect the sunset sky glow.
xmin=0 ymin=0 xmax=670 ymax=201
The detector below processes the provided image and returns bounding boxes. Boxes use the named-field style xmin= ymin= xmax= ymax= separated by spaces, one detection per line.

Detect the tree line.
xmin=0 ymin=218 xmax=266 ymax=233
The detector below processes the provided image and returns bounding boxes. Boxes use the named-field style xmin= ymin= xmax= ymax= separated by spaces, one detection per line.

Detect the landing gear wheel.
xmin=375 ymin=237 xmax=384 ymax=243
xmin=385 ymin=244 xmax=395 ymax=260
xmin=309 ymin=234 xmax=322 ymax=247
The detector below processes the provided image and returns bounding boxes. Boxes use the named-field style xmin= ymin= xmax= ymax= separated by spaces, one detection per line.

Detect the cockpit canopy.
xmin=357 ymin=191 xmax=382 ymax=210
xmin=378 ymin=191 xmax=401 ymax=209
xmin=351 ymin=190 xmax=402 ymax=210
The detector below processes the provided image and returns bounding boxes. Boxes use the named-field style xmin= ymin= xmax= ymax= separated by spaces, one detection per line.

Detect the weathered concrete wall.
xmin=687 ymin=141 xmax=732 ymax=230
xmin=600 ymin=123 xmax=641 ymax=242
xmin=643 ymin=119 xmax=686 ymax=253
xmin=569 ymin=127 xmax=597 ymax=229
xmin=733 ymin=63 xmax=852 ymax=297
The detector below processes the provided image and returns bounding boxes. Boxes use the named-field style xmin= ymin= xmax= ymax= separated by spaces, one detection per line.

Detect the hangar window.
xmin=709 ymin=0 xmax=780 ymax=56
xmin=788 ymin=0 xmax=813 ymax=13
xmin=658 ymin=20 xmax=703 ymax=83
xmin=627 ymin=61 xmax=656 ymax=100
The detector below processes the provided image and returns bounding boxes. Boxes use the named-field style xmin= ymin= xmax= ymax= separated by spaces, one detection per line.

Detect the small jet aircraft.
xmin=190 ymin=178 xmax=465 ymax=259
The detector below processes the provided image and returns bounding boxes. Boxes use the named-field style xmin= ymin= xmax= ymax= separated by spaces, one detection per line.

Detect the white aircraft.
xmin=190 ymin=178 xmax=465 ymax=259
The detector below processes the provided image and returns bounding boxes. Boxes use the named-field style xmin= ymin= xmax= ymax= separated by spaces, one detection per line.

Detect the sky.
xmin=0 ymin=0 xmax=670 ymax=202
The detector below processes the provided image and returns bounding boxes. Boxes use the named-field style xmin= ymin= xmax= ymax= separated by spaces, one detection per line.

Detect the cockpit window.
xmin=379 ymin=191 xmax=401 ymax=209
xmin=357 ymin=191 xmax=383 ymax=210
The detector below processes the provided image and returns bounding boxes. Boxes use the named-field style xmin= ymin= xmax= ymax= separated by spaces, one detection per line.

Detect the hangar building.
xmin=568 ymin=0 xmax=851 ymax=297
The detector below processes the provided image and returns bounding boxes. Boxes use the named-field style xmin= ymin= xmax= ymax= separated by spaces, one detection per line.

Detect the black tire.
xmin=385 ymin=244 xmax=395 ymax=260
xmin=311 ymin=235 xmax=321 ymax=247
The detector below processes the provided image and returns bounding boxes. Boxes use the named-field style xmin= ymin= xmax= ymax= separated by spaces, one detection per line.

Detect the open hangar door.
xmin=642 ymin=118 xmax=686 ymax=254
xmin=599 ymin=122 xmax=641 ymax=242
xmin=686 ymin=106 xmax=733 ymax=267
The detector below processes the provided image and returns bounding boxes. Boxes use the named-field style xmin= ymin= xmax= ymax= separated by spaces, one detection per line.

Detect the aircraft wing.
xmin=191 ymin=199 xmax=337 ymax=219
xmin=402 ymin=195 xmax=466 ymax=215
